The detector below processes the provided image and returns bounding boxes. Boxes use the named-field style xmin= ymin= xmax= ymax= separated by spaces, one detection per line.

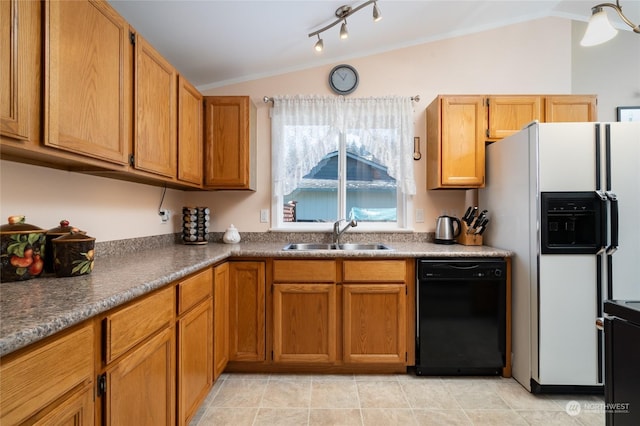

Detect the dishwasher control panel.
xmin=417 ymin=258 xmax=506 ymax=281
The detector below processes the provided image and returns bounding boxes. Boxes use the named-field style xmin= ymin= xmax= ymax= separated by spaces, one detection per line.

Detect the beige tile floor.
xmin=190 ymin=373 xmax=605 ymax=426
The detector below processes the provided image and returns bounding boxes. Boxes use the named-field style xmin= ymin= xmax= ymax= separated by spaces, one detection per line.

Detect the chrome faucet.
xmin=333 ymin=219 xmax=357 ymax=245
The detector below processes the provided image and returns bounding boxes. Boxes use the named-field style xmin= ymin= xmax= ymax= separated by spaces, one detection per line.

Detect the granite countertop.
xmin=0 ymin=241 xmax=511 ymax=357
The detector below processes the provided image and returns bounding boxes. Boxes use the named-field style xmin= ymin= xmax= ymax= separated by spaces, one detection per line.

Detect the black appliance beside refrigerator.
xmin=603 ymin=300 xmax=640 ymax=426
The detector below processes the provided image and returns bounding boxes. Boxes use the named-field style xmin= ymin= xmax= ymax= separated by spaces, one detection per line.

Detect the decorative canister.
xmin=182 ymin=207 xmax=210 ymax=244
xmin=223 ymin=224 xmax=241 ymax=244
xmin=45 ymin=220 xmax=83 ymax=273
xmin=52 ymin=231 xmax=96 ymax=277
xmin=0 ymin=215 xmax=46 ymax=282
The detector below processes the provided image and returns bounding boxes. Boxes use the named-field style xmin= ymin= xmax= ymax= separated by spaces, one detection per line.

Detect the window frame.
xmin=271 ymin=131 xmax=412 ymax=232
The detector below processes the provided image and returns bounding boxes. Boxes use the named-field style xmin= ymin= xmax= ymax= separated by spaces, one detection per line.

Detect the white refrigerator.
xmin=479 ymin=121 xmax=640 ymax=393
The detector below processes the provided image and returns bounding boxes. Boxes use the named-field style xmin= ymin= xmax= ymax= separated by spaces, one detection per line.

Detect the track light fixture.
xmin=580 ymin=0 xmax=640 ymax=46
xmin=308 ymin=1 xmax=382 ymax=52
xmin=314 ymin=34 xmax=324 ymax=52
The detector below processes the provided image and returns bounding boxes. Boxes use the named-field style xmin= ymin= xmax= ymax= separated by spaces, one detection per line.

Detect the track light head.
xmin=373 ymin=2 xmax=382 ymax=22
xmin=340 ymin=20 xmax=349 ymax=39
xmin=314 ymin=36 xmax=324 ymax=52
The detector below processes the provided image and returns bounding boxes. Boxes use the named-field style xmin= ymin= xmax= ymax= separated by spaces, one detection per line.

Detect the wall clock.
xmin=328 ymin=64 xmax=359 ymax=95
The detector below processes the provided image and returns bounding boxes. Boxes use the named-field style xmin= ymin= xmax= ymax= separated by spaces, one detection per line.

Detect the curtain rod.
xmin=263 ymin=95 xmax=421 ymax=104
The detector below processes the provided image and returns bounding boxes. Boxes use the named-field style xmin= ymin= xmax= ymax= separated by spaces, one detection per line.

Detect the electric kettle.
xmin=435 ymin=215 xmax=461 ymax=244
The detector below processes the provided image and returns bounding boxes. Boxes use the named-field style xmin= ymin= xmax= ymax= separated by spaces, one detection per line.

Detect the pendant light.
xmin=580 ymin=0 xmax=640 ymax=46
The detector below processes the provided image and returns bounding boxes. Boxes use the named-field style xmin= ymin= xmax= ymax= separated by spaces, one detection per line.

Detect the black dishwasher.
xmin=416 ymin=258 xmax=506 ymax=376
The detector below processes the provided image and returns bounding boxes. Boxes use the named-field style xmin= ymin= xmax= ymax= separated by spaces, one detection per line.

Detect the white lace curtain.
xmin=271 ymin=95 xmax=416 ymax=197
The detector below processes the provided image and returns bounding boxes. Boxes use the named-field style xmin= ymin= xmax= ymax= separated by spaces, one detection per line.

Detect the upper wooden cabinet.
xmin=544 ymin=95 xmax=597 ymax=123
xmin=487 ymin=96 xmax=542 ymax=141
xmin=487 ymin=95 xmax=597 ymax=141
xmin=427 ymin=95 xmax=486 ymax=189
xmin=133 ymin=33 xmax=177 ymax=178
xmin=1 ymin=0 xmax=40 ymax=143
xmin=204 ymin=96 xmax=257 ymax=190
xmin=44 ymin=0 xmax=130 ymax=165
xmin=427 ymin=94 xmax=598 ymax=189
xmin=177 ymin=76 xmax=204 ymax=186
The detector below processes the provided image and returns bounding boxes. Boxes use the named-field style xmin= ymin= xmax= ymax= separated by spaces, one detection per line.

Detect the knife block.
xmin=457 ymin=222 xmax=483 ymax=246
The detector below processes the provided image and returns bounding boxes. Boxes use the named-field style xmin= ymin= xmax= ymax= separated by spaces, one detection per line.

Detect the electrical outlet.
xmin=415 ymin=209 xmax=425 ymax=223
xmin=159 ymin=209 xmax=170 ymax=224
xmin=260 ymin=209 xmax=269 ymax=223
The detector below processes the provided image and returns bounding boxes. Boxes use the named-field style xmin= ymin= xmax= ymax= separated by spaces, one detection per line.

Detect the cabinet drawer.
xmin=104 ymin=286 xmax=174 ymax=363
xmin=343 ymin=260 xmax=406 ymax=282
xmin=273 ymin=260 xmax=336 ymax=282
xmin=177 ymin=268 xmax=212 ymax=315
xmin=0 ymin=322 xmax=94 ymax=426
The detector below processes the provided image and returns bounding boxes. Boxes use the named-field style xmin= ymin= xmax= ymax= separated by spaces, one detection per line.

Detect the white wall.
xmin=571 ymin=21 xmax=640 ymax=121
xmin=189 ymin=17 xmax=573 ymax=232
xmin=2 ymin=16 xmax=637 ymax=242
xmin=0 ymin=161 xmax=186 ymax=241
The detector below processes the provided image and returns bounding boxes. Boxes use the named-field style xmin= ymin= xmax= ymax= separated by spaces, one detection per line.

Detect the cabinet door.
xmin=487 ymin=96 xmax=542 ymax=141
xmin=427 ymin=96 xmax=485 ymax=188
xmin=229 ymin=261 xmax=265 ymax=361
xmin=177 ymin=76 xmax=203 ymax=185
xmin=32 ymin=384 xmax=93 ymax=426
xmin=134 ymin=34 xmax=177 ymax=178
xmin=1 ymin=0 xmax=39 ymax=142
xmin=545 ymin=95 xmax=597 ymax=123
xmin=44 ymin=0 xmax=130 ymax=165
xmin=105 ymin=326 xmax=175 ymax=426
xmin=204 ymin=96 xmax=256 ymax=189
xmin=213 ymin=263 xmax=230 ymax=380
xmin=272 ymin=283 xmax=337 ymax=363
xmin=343 ymin=284 xmax=406 ymax=364
xmin=0 ymin=322 xmax=94 ymax=426
xmin=177 ymin=299 xmax=213 ymax=425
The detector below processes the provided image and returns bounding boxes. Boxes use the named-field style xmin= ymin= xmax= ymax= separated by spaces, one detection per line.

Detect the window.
xmin=271 ymin=95 xmax=416 ymax=231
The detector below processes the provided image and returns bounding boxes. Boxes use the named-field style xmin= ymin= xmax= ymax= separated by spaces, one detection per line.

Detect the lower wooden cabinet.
xmin=269 ymin=259 xmax=411 ymax=370
xmin=32 ymin=384 xmax=94 ymax=426
xmin=104 ymin=326 xmax=175 ymax=426
xmin=0 ymin=322 xmax=94 ymax=425
xmin=229 ymin=261 xmax=266 ymax=362
xmin=176 ymin=269 xmax=213 ymax=425
xmin=342 ymin=260 xmax=408 ymax=365
xmin=99 ymin=286 xmax=175 ymax=426
xmin=272 ymin=283 xmax=337 ymax=363
xmin=343 ymin=283 xmax=406 ymax=364
xmin=213 ymin=263 xmax=230 ymax=380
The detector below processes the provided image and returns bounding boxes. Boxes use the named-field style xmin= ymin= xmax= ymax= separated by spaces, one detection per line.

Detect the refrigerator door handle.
xmin=596 ymin=190 xmax=608 ymax=255
xmin=606 ymin=192 xmax=619 ymax=255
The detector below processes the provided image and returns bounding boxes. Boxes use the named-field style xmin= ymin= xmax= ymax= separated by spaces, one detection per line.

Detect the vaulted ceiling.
xmin=108 ymin=0 xmax=640 ymax=89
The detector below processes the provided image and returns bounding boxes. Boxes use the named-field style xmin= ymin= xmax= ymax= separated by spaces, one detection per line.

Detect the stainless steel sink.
xmin=282 ymin=243 xmax=392 ymax=251
xmin=282 ymin=243 xmax=337 ymax=251
xmin=337 ymin=243 xmax=392 ymax=251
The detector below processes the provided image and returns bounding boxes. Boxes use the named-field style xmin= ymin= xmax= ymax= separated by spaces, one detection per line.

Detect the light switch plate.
xmin=260 ymin=209 xmax=269 ymax=223
xmin=415 ymin=209 xmax=425 ymax=223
